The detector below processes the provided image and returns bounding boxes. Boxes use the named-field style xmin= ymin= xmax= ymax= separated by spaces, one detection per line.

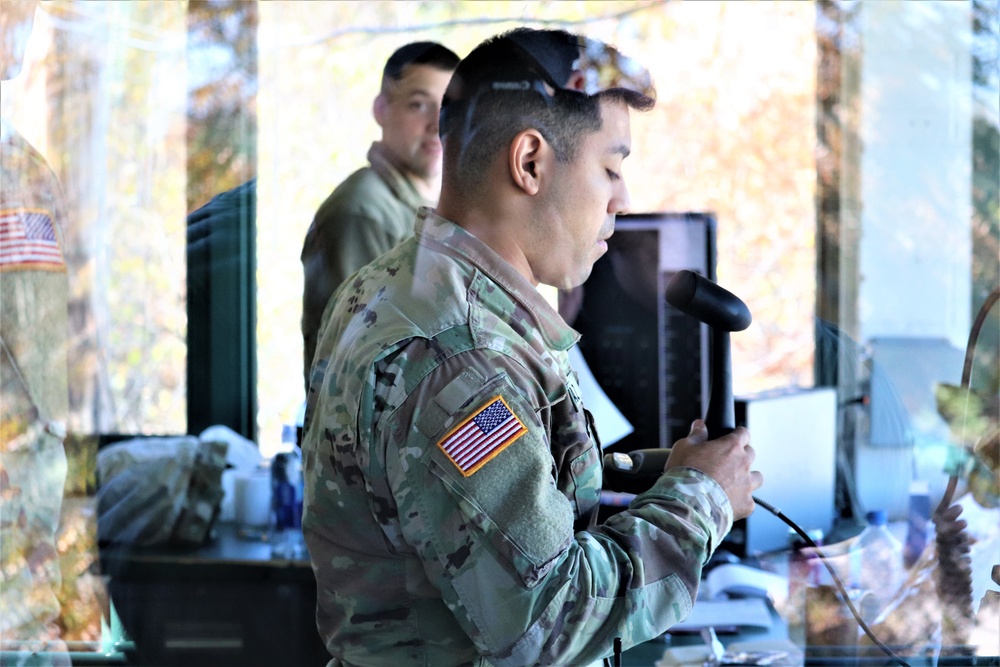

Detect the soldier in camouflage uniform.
xmin=302 ymin=29 xmax=763 ymax=667
xmin=0 ymin=1 xmax=70 ymax=660
xmin=300 ymin=41 xmax=459 ymax=390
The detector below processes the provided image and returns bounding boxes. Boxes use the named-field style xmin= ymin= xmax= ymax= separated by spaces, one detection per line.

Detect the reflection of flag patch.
xmin=438 ymin=396 xmax=527 ymax=476
xmin=0 ymin=209 xmax=64 ymax=270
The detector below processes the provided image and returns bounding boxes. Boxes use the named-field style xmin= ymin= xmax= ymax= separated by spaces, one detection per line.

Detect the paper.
xmin=568 ymin=345 xmax=633 ymax=448
xmin=703 ymin=563 xmax=789 ymax=606
xmin=670 ymin=598 xmax=774 ymax=632
xmin=656 ymin=640 xmax=803 ymax=667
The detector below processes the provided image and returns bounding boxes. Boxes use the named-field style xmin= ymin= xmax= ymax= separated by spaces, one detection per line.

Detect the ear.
xmin=509 ymin=129 xmax=549 ymax=196
xmin=373 ymin=94 xmax=388 ymax=129
xmin=566 ymin=69 xmax=586 ymax=92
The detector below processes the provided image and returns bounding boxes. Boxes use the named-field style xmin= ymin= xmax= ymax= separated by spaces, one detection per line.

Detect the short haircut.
xmin=439 ymin=29 xmax=654 ymax=194
xmin=381 ymin=41 xmax=460 ymax=93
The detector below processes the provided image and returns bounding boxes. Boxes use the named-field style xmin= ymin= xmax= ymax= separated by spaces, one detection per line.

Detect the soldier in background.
xmin=0 ymin=0 xmax=71 ymax=661
xmin=300 ymin=41 xmax=459 ymax=391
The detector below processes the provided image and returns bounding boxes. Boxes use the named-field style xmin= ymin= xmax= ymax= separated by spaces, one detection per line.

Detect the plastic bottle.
xmin=851 ymin=509 xmax=905 ymax=624
xmin=904 ymin=480 xmax=931 ymax=567
xmin=271 ymin=425 xmax=305 ymax=558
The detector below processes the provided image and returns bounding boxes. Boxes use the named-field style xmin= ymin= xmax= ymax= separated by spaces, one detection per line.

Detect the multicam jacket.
xmin=302 ymin=208 xmax=733 ymax=667
xmin=0 ymin=118 xmax=70 ymax=650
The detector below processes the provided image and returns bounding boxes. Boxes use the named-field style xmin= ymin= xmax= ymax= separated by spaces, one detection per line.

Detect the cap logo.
xmin=491 ymin=81 xmax=531 ymax=91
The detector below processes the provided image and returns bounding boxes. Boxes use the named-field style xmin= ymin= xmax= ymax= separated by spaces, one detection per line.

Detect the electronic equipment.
xmin=569 ymin=212 xmax=717 ymax=459
xmin=606 ymin=274 xmax=908 ymax=666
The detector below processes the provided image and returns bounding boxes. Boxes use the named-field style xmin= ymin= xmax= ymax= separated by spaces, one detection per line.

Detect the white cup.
xmin=233 ymin=469 xmax=271 ymax=540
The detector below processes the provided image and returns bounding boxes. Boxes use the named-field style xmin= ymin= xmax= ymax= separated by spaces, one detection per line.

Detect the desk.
xmin=100 ymin=522 xmax=329 ymax=667
xmin=101 ymin=533 xmax=999 ymax=667
xmin=623 ymin=608 xmax=1000 ymax=667
xmin=620 ymin=601 xmax=791 ymax=666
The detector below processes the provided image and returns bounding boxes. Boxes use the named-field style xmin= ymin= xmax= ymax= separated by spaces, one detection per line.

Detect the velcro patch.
xmin=0 ymin=208 xmax=65 ymax=272
xmin=437 ymin=395 xmax=527 ymax=477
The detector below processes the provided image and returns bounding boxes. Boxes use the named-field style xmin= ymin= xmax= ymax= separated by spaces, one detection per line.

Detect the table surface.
xmin=99 ymin=521 xmax=315 ymax=588
xmin=99 ymin=526 xmax=1000 ymax=666
xmin=105 ymin=521 xmax=308 ymax=563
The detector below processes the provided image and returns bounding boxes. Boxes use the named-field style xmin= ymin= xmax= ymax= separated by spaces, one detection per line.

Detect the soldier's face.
xmin=376 ymin=64 xmax=454 ymax=182
xmin=534 ymin=99 xmax=632 ymax=290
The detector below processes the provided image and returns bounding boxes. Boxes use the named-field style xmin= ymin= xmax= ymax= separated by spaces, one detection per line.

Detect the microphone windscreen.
xmin=665 ymin=270 xmax=752 ymax=332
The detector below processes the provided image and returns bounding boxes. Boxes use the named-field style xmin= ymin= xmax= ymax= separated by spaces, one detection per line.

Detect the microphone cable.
xmin=624 ymin=271 xmax=920 ymax=665
xmin=604 ymin=447 xmax=912 ymax=665
xmin=752 ymin=495 xmax=910 ymax=667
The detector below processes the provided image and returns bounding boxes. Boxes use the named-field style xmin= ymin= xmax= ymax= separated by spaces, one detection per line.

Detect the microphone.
xmin=603 ymin=270 xmax=751 ymax=476
xmin=602 ymin=271 xmax=913 ymax=665
xmin=668 ymin=270 xmax=750 ymax=436
xmin=663 ymin=270 xmax=751 ymax=333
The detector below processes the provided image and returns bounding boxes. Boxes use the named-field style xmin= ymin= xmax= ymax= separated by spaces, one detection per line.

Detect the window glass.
xmin=0 ymin=0 xmax=996 ymax=662
xmin=2 ymin=1 xmax=188 ymax=436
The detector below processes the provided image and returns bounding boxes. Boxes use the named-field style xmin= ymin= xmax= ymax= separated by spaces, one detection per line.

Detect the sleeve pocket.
xmin=421 ymin=373 xmax=574 ymax=588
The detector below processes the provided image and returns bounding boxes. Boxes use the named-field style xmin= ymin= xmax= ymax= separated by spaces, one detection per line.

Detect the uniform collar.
xmin=367 ymin=142 xmax=430 ymax=209
xmin=415 ymin=208 xmax=580 ymax=352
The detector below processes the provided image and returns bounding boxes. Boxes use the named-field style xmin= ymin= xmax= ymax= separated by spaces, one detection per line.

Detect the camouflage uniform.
xmin=0 ymin=118 xmax=70 ymax=655
xmin=302 ymin=208 xmax=733 ymax=667
xmin=301 ymin=141 xmax=431 ymax=387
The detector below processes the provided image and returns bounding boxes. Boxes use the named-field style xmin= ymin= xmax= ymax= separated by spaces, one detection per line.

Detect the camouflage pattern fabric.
xmin=302 ymin=208 xmax=733 ymax=667
xmin=301 ymin=141 xmax=431 ymax=389
xmin=0 ymin=118 xmax=70 ymax=656
xmin=95 ymin=436 xmax=228 ymax=547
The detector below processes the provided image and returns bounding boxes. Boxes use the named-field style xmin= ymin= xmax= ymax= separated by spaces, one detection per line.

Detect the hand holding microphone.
xmin=606 ymin=420 xmax=760 ymax=520
xmin=665 ymin=269 xmax=750 ymax=435
xmin=668 ymin=420 xmax=760 ymax=520
xmin=603 ymin=272 xmax=910 ymax=664
xmin=603 ymin=270 xmax=762 ymax=519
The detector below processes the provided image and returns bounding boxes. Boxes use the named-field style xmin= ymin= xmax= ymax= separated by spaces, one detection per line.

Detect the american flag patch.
xmin=438 ymin=395 xmax=527 ymax=477
xmin=0 ymin=209 xmax=65 ymax=271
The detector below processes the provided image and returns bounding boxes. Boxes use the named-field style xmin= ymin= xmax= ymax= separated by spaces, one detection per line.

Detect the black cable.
xmin=752 ymin=495 xmax=910 ymax=667
xmin=607 ymin=452 xmax=911 ymax=663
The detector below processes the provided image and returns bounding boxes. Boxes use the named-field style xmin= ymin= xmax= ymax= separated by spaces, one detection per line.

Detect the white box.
xmin=736 ymin=387 xmax=838 ymax=554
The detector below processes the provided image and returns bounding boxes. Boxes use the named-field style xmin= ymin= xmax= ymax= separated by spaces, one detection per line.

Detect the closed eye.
xmin=606 ymin=169 xmax=621 ymax=181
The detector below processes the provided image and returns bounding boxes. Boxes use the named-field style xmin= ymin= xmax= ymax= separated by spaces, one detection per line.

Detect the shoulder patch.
xmin=0 ymin=208 xmax=65 ymax=272
xmin=437 ymin=395 xmax=527 ymax=477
